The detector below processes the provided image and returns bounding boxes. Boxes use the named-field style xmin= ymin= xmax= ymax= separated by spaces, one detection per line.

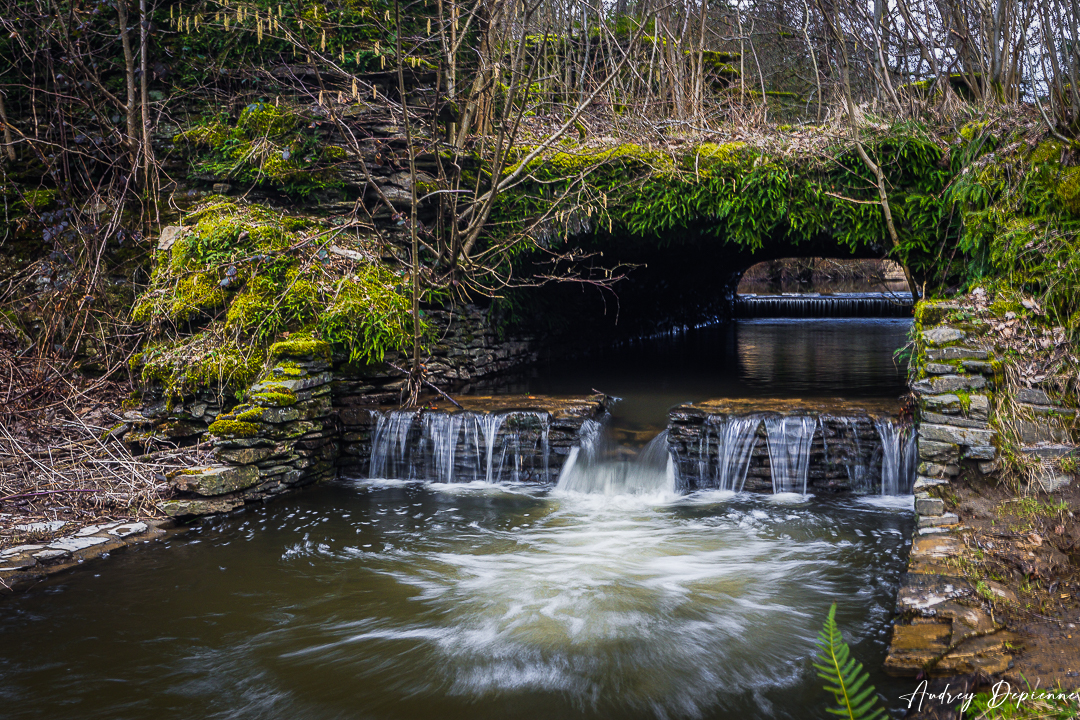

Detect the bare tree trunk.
xmin=0 ymin=90 xmax=15 ymax=161
xmin=118 ymin=0 xmax=137 ymax=151
xmin=395 ymin=0 xmax=423 ymax=405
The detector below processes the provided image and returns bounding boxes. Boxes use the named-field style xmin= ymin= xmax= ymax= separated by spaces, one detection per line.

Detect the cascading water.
xmin=824 ymin=416 xmax=871 ymax=493
xmin=704 ymin=415 xmax=761 ymax=492
xmin=367 ymin=410 xmax=550 ymax=483
xmin=368 ymin=410 xmax=419 ymax=480
xmin=764 ymin=416 xmax=818 ymax=494
xmin=556 ymin=420 xmax=675 ymax=496
xmin=875 ymin=418 xmax=917 ymax=495
xmin=733 ymin=292 xmax=914 ymax=318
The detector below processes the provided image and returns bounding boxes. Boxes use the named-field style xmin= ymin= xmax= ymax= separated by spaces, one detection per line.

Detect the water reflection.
xmin=484 ymin=319 xmax=911 ymax=439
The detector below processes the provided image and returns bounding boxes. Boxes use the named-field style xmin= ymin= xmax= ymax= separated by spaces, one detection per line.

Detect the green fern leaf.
xmin=813 ymin=604 xmax=887 ymax=720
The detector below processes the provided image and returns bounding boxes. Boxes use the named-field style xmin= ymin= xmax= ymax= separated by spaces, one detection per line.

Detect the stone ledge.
xmin=0 ymin=519 xmax=171 ymax=594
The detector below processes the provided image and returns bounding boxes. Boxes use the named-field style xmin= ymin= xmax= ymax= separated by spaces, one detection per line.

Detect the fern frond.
xmin=813 ymin=603 xmax=887 ymax=720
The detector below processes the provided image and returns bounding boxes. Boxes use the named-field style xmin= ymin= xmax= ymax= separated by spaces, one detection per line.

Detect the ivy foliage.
xmin=488 ymin=130 xmax=958 ymax=281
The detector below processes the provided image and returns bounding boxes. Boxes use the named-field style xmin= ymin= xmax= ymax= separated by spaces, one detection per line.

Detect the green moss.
xmin=16 ymin=188 xmax=58 ymax=212
xmin=173 ymin=120 xmax=229 ymax=148
xmin=171 ymin=273 xmax=227 ymax=321
xmin=234 ymin=407 xmax=265 ymax=422
xmin=960 ymin=120 xmax=989 ymax=141
xmin=237 ymin=102 xmax=299 ymax=137
xmin=1029 ymin=140 xmax=1064 ymax=165
xmin=207 ymin=419 xmax=261 ymax=438
xmin=1056 ymin=166 xmax=1080 ymax=215
xmin=268 ymin=336 xmax=332 ymax=361
xmin=323 ymin=145 xmax=348 ymax=161
xmin=135 ymin=334 xmax=264 ymax=400
xmin=250 ymin=390 xmax=298 ymax=406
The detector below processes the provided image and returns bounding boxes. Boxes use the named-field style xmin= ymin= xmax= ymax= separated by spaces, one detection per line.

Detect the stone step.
xmin=918 ymin=512 xmax=960 ymax=529
xmin=1021 ymin=443 xmax=1078 ymax=459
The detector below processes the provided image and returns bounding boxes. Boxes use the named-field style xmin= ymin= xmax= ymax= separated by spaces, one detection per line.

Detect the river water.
xmin=0 ymin=318 xmax=917 ymax=719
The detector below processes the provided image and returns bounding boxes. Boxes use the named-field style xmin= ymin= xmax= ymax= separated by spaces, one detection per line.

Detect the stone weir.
xmin=668 ymin=398 xmax=917 ymax=494
xmin=159 ymin=341 xmax=609 ymax=519
xmin=340 ymin=395 xmax=608 ymax=484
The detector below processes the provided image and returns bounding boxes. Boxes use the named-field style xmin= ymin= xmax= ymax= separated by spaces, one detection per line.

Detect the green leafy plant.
xmin=813 ymin=603 xmax=887 ymax=720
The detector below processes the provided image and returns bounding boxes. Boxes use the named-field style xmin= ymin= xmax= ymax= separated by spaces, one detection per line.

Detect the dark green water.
xmin=0 ymin=318 xmax=919 ymax=720
xmin=0 ymin=484 xmax=914 ymax=720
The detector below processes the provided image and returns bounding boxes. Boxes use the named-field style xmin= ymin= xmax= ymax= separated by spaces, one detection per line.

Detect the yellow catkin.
xmin=384 ymin=10 xmax=390 ymax=21
xmin=278 ymin=5 xmax=282 ymax=17
xmin=352 ymin=78 xmax=358 ymax=98
xmin=337 ymin=91 xmax=344 ymax=103
xmin=195 ymin=14 xmax=201 ymax=30
xmin=299 ymin=18 xmax=303 ymax=29
xmin=373 ymin=85 xmax=377 ymax=100
xmin=216 ymin=11 xmax=221 ymax=22
xmin=318 ymin=90 xmax=324 ymax=105
xmin=354 ymin=50 xmax=360 ymax=64
xmin=380 ymin=55 xmax=385 ymax=69
xmin=340 ymin=46 xmax=345 ymax=62
xmin=320 ymin=30 xmax=326 ymax=51
xmin=225 ymin=15 xmax=230 ymax=29
xmin=186 ymin=16 xmax=191 ymax=32
xmin=169 ymin=5 xmax=174 ymax=19
xmin=374 ymin=41 xmax=380 ymax=55
xmin=257 ymin=19 xmax=262 ymax=42
xmin=427 ymin=18 xmax=431 ymax=34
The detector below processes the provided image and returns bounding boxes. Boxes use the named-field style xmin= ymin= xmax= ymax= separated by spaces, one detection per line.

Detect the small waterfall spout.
xmin=875 ymin=418 xmax=917 ymax=495
xmin=764 ymin=416 xmax=818 ymax=494
xmin=367 ymin=410 xmax=550 ymax=483
xmin=702 ymin=415 xmax=761 ymax=492
xmin=557 ymin=422 xmax=675 ymax=496
xmin=368 ymin=410 xmax=419 ymax=480
xmin=824 ymin=416 xmax=872 ymax=493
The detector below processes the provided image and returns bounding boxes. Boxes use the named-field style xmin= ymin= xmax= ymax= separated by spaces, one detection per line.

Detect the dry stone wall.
xmin=885 ymin=300 xmax=1078 ymax=677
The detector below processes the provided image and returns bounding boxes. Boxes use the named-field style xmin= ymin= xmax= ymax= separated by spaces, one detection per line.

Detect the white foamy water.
xmin=269 ymin=481 xmax=913 ymax=719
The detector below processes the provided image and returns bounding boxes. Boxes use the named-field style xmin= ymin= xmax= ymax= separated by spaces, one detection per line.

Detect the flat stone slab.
xmin=912 ymin=374 xmax=987 ymax=394
xmin=673 ymin=396 xmax=900 ymax=418
xmin=429 ymin=394 xmax=609 ymax=420
xmin=47 ymin=536 xmax=111 ymax=553
xmin=172 ymin=465 xmax=260 ymax=496
xmin=920 ymin=423 xmax=996 ymax=447
xmin=1 ymin=519 xmax=169 ymax=594
xmin=914 ymin=476 xmax=950 ymax=490
xmin=919 ymin=512 xmax=960 ymax=528
xmin=923 ymin=327 xmax=967 ymax=345
xmin=1021 ymin=444 xmax=1078 ymax=459
xmin=926 ymin=346 xmax=988 ymax=361
xmin=15 ymin=521 xmax=68 ymax=533
xmin=898 ymin=574 xmax=972 ymax=613
xmin=0 ymin=544 xmax=45 ymax=558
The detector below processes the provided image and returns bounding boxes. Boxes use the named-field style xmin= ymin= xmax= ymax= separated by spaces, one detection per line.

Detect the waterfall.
xmin=368 ymin=410 xmax=419 ymax=479
xmin=556 ymin=423 xmax=675 ymax=496
xmin=875 ymin=418 xmax=917 ymax=495
xmin=764 ymin=416 xmax=818 ymax=494
xmin=825 ymin=416 xmax=871 ymax=493
xmin=705 ymin=415 xmax=761 ymax=492
xmin=367 ymin=410 xmax=550 ymax=484
xmin=733 ymin=292 xmax=914 ymax=319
